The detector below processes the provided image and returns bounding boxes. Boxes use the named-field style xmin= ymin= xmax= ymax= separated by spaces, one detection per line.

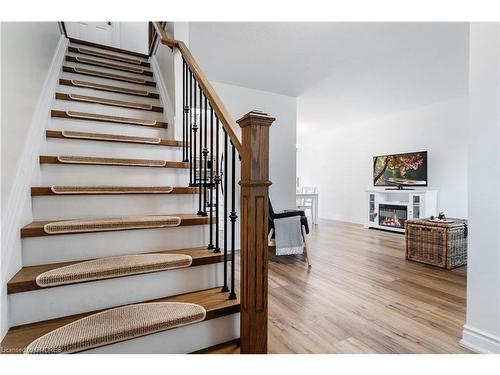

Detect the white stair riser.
xmin=32 ymin=194 xmax=199 ymax=220
xmin=61 ymin=71 xmax=158 ymax=93
xmin=48 ymin=118 xmax=170 ymax=138
xmin=56 ymin=84 xmax=161 ymax=105
xmin=69 ymin=43 xmax=149 ymax=63
xmin=9 ymin=262 xmax=225 ymax=326
xmin=84 ymin=314 xmax=239 ymax=354
xmin=40 ymin=164 xmax=189 ymax=186
xmin=22 ymin=225 xmax=210 ymax=266
xmin=66 ymin=50 xmax=152 ymax=71
xmin=52 ymin=99 xmax=165 ymax=121
xmin=43 ymin=137 xmax=182 ymax=160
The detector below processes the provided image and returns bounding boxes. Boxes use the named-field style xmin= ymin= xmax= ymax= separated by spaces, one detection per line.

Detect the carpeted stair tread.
xmin=50 ymin=185 xmax=173 ymax=194
xmin=59 ymin=130 xmax=161 ymax=144
xmin=35 ymin=253 xmax=192 ymax=287
xmin=51 ymin=110 xmax=167 ymax=127
xmin=24 ymin=302 xmax=206 ymax=353
xmin=69 ymin=38 xmax=150 ymax=59
xmin=56 ymin=93 xmax=162 ymax=112
xmin=68 ymin=46 xmax=147 ymax=65
xmin=66 ymin=55 xmax=152 ymax=75
xmin=62 ymin=66 xmax=155 ymax=86
xmin=32 ymin=185 xmax=197 ymax=196
xmin=21 ymin=214 xmax=211 ymax=237
xmin=43 ymin=215 xmax=181 ymax=234
xmin=58 ymin=155 xmax=166 ymax=167
xmin=0 ymin=287 xmax=239 ymax=354
xmin=59 ymin=79 xmax=158 ymax=98
xmin=40 ymin=155 xmax=188 ymax=168
xmin=46 ymin=130 xmax=181 ymax=146
xmin=8 ymin=247 xmax=226 ymax=294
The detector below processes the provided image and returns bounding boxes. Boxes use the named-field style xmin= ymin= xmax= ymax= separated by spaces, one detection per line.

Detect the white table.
xmin=296 ymin=192 xmax=319 ymax=225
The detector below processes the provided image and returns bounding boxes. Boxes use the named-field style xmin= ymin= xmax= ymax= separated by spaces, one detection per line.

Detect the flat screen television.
xmin=373 ymin=151 xmax=428 ymax=189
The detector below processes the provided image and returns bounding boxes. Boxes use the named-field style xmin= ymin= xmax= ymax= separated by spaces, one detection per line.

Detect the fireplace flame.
xmin=382 ymin=214 xmax=402 ymax=227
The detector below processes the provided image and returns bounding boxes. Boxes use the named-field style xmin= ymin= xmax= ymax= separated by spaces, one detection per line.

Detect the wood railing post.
xmin=237 ymin=111 xmax=275 ymax=354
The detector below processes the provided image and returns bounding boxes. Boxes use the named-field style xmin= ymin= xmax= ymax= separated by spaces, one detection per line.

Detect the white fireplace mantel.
xmin=364 ymin=188 xmax=438 ymax=233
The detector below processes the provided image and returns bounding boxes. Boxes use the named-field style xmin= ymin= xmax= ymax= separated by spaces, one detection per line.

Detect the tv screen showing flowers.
xmin=373 ymin=151 xmax=428 ymax=187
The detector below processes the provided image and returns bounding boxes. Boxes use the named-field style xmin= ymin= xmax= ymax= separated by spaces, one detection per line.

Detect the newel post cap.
xmin=237 ymin=111 xmax=275 ymax=128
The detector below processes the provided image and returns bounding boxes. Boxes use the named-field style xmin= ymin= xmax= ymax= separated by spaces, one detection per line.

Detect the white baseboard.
xmin=460 ymin=325 xmax=500 ymax=353
xmin=319 ymin=214 xmax=365 ymax=225
xmin=150 ymin=54 xmax=175 ymax=139
xmin=0 ymin=34 xmax=68 ymax=339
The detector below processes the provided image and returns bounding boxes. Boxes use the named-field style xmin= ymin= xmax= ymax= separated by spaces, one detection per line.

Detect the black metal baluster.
xmin=188 ymin=71 xmax=193 ymax=184
xmin=197 ymin=85 xmax=205 ymax=216
xmin=208 ymin=105 xmax=215 ymax=250
xmin=217 ymin=128 xmax=226 ymax=289
xmin=229 ymin=142 xmax=237 ymax=300
xmin=190 ymin=75 xmax=197 ymax=186
xmin=182 ymin=61 xmax=188 ymax=162
xmin=203 ymin=95 xmax=209 ymax=216
xmin=215 ymin=117 xmax=223 ymax=261
xmin=223 ymin=132 xmax=229 ymax=294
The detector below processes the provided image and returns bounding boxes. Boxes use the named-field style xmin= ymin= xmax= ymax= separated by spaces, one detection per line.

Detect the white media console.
xmin=364 ymin=189 xmax=438 ymax=233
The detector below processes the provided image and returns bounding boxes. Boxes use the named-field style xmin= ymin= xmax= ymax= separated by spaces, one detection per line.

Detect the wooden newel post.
xmin=237 ymin=111 xmax=275 ymax=354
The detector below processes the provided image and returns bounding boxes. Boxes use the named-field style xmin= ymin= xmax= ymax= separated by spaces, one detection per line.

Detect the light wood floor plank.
xmin=264 ymin=219 xmax=470 ymax=354
xmin=205 ymin=219 xmax=470 ymax=354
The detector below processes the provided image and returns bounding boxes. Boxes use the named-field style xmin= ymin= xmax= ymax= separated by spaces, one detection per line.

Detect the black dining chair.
xmin=268 ymin=199 xmax=311 ymax=267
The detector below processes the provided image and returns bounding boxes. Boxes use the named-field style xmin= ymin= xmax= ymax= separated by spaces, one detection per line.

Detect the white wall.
xmin=151 ymin=23 xmax=189 ymax=141
xmin=1 ymin=22 xmax=63 ymax=338
xmin=119 ymin=22 xmax=148 ymax=55
xmin=461 ymin=23 xmax=500 ymax=354
xmin=1 ymin=22 xmax=60 ymax=207
xmin=151 ymin=25 xmax=175 ymax=140
xmin=212 ymin=82 xmax=297 ymax=212
xmin=297 ymin=97 xmax=469 ymax=223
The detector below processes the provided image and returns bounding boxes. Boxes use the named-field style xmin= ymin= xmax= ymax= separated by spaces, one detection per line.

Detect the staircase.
xmin=0 ymin=37 xmax=240 ymax=354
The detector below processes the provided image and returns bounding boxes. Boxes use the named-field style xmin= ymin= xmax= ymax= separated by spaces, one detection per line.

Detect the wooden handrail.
xmin=152 ymin=22 xmax=174 ymax=47
xmin=152 ymin=22 xmax=242 ymax=154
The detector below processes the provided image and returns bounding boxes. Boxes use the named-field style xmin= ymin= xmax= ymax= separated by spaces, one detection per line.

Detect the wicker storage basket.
xmin=405 ymin=218 xmax=467 ymax=269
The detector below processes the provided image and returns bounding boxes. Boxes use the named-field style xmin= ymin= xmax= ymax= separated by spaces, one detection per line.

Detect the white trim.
xmin=320 ymin=214 xmax=365 ymax=225
xmin=460 ymin=325 xmax=500 ymax=353
xmin=1 ymin=34 xmax=68 ymax=338
xmin=149 ymin=55 xmax=175 ymax=139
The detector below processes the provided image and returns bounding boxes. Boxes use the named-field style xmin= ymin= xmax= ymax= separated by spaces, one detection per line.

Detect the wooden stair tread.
xmin=46 ymin=130 xmax=179 ymax=146
xmin=65 ymin=55 xmax=153 ymax=76
xmin=0 ymin=287 xmax=239 ymax=354
xmin=59 ymin=79 xmax=159 ymax=98
xmin=21 ymin=213 xmax=211 ymax=238
xmin=51 ymin=110 xmax=167 ymax=128
xmin=192 ymin=339 xmax=240 ymax=354
xmin=8 ymin=247 xmax=226 ymax=294
xmin=39 ymin=155 xmax=187 ymax=169
xmin=68 ymin=46 xmax=150 ymax=67
xmin=63 ymin=66 xmax=156 ymax=87
xmin=32 ymin=185 xmax=197 ymax=196
xmin=69 ymin=37 xmax=150 ymax=59
xmin=55 ymin=93 xmax=162 ymax=112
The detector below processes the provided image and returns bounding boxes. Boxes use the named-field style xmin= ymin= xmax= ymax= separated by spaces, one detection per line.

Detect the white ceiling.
xmin=189 ymin=22 xmax=469 ymax=97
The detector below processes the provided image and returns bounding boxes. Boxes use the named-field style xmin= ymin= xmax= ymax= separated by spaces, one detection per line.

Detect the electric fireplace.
xmin=379 ymin=204 xmax=408 ymax=229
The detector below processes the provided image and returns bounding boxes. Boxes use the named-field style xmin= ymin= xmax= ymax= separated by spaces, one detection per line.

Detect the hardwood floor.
xmin=210 ymin=219 xmax=470 ymax=354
